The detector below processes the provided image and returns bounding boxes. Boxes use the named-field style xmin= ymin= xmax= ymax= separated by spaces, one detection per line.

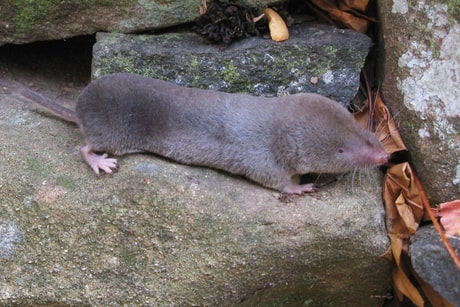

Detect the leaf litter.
xmin=356 ymin=88 xmax=459 ymax=307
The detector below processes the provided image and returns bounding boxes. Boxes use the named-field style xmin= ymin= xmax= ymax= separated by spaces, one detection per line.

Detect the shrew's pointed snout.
xmin=375 ymin=151 xmax=390 ymax=165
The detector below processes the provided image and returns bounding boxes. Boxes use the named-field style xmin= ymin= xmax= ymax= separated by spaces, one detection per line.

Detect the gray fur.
xmin=22 ymin=73 xmax=389 ymax=194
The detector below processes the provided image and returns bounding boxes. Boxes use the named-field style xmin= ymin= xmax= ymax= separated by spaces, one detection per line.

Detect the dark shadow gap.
xmin=0 ymin=35 xmax=95 ymax=92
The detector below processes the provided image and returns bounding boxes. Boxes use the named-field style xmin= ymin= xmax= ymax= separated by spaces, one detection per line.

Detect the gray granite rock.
xmin=0 ymin=0 xmax=275 ymax=46
xmin=410 ymin=225 xmax=460 ymax=306
xmin=0 ymin=81 xmax=391 ymax=305
xmin=378 ymin=0 xmax=460 ymax=203
xmin=92 ymin=23 xmax=372 ymax=105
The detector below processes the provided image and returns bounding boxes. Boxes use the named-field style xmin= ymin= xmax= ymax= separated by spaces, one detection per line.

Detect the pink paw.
xmin=89 ymin=153 xmax=118 ymax=176
xmin=282 ymin=183 xmax=318 ymax=195
xmin=80 ymin=144 xmax=118 ymax=176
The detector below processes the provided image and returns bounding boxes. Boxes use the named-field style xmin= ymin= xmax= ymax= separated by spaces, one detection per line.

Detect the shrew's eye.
xmin=338 ymin=148 xmax=344 ymax=153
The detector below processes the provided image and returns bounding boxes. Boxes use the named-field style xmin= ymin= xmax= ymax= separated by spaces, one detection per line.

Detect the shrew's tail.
xmin=21 ymin=88 xmax=78 ymax=124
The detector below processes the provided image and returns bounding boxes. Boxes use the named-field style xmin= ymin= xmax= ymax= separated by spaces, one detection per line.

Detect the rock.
xmin=0 ymin=0 xmax=275 ymax=46
xmin=0 ymin=221 xmax=23 ymax=260
xmin=410 ymin=226 xmax=460 ymax=305
xmin=92 ymin=22 xmax=372 ymax=105
xmin=0 ymin=81 xmax=391 ymax=305
xmin=378 ymin=0 xmax=460 ymax=203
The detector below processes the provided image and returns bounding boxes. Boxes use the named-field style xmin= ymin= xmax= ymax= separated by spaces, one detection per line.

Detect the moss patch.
xmin=12 ymin=0 xmax=135 ymax=35
xmin=221 ymin=60 xmax=240 ymax=84
xmin=14 ymin=0 xmax=61 ymax=34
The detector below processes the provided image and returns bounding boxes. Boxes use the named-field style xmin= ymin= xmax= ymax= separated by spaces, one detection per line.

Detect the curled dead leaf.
xmin=265 ymin=8 xmax=289 ymax=42
xmin=311 ymin=0 xmax=369 ymax=32
xmin=393 ymin=267 xmax=424 ymax=307
xmin=361 ymin=86 xmax=460 ymax=305
xmin=384 ymin=163 xmax=425 ymax=236
xmin=383 ymin=162 xmax=426 ymax=306
xmin=354 ymin=91 xmax=407 ymax=154
xmin=374 ymin=94 xmax=407 ymax=154
xmin=340 ymin=0 xmax=369 ymax=12
xmin=436 ymin=200 xmax=460 ymax=237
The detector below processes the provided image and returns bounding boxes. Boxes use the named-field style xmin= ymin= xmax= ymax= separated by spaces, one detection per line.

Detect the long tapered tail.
xmin=21 ymin=88 xmax=78 ymax=124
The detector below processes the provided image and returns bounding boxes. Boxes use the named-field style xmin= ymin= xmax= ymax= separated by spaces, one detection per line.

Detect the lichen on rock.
xmin=92 ymin=23 xmax=372 ymax=105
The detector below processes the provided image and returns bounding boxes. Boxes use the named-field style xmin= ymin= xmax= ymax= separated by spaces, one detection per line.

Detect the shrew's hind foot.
xmin=282 ymin=183 xmax=317 ymax=195
xmin=80 ymin=144 xmax=118 ymax=176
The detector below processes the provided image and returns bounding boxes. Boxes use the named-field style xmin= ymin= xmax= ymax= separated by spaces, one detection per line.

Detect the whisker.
xmin=351 ymin=168 xmax=358 ymax=194
xmin=373 ymin=106 xmax=404 ymax=136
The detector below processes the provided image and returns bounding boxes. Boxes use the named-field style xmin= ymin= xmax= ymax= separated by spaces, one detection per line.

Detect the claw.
xmin=80 ymin=144 xmax=118 ymax=176
xmin=282 ymin=183 xmax=317 ymax=194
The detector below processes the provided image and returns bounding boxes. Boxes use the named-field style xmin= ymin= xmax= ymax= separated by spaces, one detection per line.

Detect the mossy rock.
xmin=93 ymin=23 xmax=372 ymax=105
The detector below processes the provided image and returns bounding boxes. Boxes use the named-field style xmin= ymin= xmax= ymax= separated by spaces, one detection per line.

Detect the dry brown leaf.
xmin=340 ymin=0 xmax=369 ymax=12
xmin=353 ymin=99 xmax=372 ymax=130
xmin=388 ymin=233 xmax=404 ymax=265
xmin=393 ymin=267 xmax=425 ymax=307
xmin=383 ymin=162 xmax=426 ymax=306
xmin=374 ymin=94 xmax=407 ymax=154
xmin=389 ymin=232 xmax=424 ymax=307
xmin=265 ymin=8 xmax=289 ymax=42
xmin=395 ymin=193 xmax=420 ymax=234
xmin=369 ymin=88 xmax=459 ymax=304
xmin=329 ymin=9 xmax=369 ymax=32
xmin=311 ymin=0 xmax=369 ymax=32
xmin=436 ymin=200 xmax=460 ymax=236
xmin=383 ymin=181 xmax=412 ymax=238
xmin=380 ymin=247 xmax=394 ymax=262
xmin=354 ymin=90 xmax=407 ymax=155
xmin=384 ymin=163 xmax=425 ymax=235
xmin=413 ymin=176 xmax=460 ymax=270
xmin=338 ymin=3 xmax=377 ymax=22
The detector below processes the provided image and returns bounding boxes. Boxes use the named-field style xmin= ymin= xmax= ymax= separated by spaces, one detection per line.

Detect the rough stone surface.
xmin=410 ymin=226 xmax=460 ymax=305
xmin=0 ymin=77 xmax=391 ymax=305
xmin=92 ymin=22 xmax=372 ymax=105
xmin=0 ymin=0 xmax=275 ymax=46
xmin=378 ymin=0 xmax=460 ymax=203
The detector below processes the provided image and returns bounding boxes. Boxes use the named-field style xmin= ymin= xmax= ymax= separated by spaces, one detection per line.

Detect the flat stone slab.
xmin=0 ymin=82 xmax=391 ymax=305
xmin=410 ymin=226 xmax=460 ymax=304
xmin=0 ymin=0 xmax=275 ymax=46
xmin=92 ymin=23 xmax=372 ymax=105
